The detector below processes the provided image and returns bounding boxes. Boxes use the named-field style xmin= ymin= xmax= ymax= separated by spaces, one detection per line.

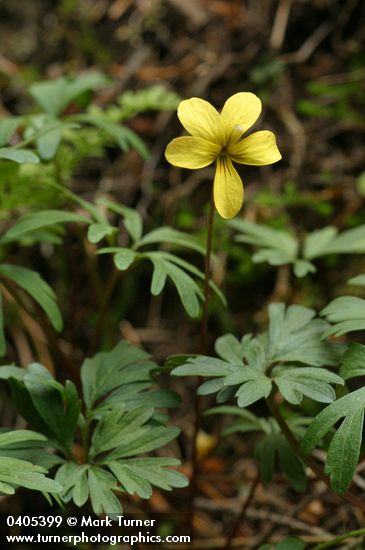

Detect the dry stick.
xmin=266 ymin=393 xmax=365 ymax=513
xmin=189 ymin=191 xmax=216 ymax=536
xmin=224 ymin=473 xmax=260 ymax=550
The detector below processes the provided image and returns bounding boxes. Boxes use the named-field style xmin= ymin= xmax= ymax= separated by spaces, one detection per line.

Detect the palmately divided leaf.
xmin=105 ymin=425 xmax=180 ymax=460
xmin=108 ymin=458 xmax=188 ymax=499
xmin=135 ymin=227 xmax=205 ymax=255
xmin=55 ymin=462 xmax=90 ymax=501
xmin=303 ymin=227 xmax=338 ymax=260
xmin=1 ymin=210 xmax=89 ymax=244
xmin=234 ymin=373 xmax=272 ymax=407
xmin=348 ymin=274 xmax=365 ymax=287
xmin=97 ymin=198 xmax=143 ymax=242
xmin=301 ymin=387 xmax=365 ymax=494
xmin=273 ymin=366 xmax=343 ymax=405
xmin=90 ymin=406 xmax=154 ymax=457
xmin=0 ymin=430 xmax=46 ymax=447
xmin=268 ymin=303 xmax=342 ymax=366
xmin=0 ymin=264 xmax=63 ymax=331
xmin=325 ymin=406 xmax=364 ymax=494
xmin=173 ymin=354 xmax=271 ymax=407
xmin=87 ymin=223 xmax=116 ymax=243
xmin=0 ymin=117 xmax=21 ymax=147
xmin=88 ymin=467 xmax=121 ymax=515
xmin=173 ymin=356 xmax=238 ymax=378
xmin=321 ymin=296 xmax=365 ymax=337
xmin=147 ymin=252 xmax=202 ymax=318
xmin=0 ymin=456 xmax=61 ymax=494
xmin=214 ymin=334 xmax=245 ymax=363
xmin=229 ymin=219 xmax=299 ymax=266
xmin=22 ymin=369 xmax=80 ymax=451
xmin=340 ymin=342 xmax=365 ymax=380
xmin=29 ymin=73 xmax=107 ymax=116
xmin=304 ymin=225 xmax=365 ymax=258
xmin=0 ymin=148 xmax=39 ymax=164
xmin=255 ymin=432 xmax=306 ymax=492
xmin=81 ymin=340 xmax=154 ymax=409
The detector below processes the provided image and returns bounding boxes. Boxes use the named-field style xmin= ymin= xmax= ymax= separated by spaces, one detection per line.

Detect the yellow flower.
xmin=165 ymin=92 xmax=282 ymax=219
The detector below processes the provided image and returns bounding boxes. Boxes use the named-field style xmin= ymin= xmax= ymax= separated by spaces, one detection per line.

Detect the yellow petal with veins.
xmin=229 ymin=130 xmax=282 ymax=165
xmin=165 ymin=136 xmax=220 ymax=169
xmin=213 ymin=156 xmax=244 ymax=219
xmin=177 ymin=98 xmax=224 ymax=145
xmin=221 ymin=92 xmax=262 ymax=144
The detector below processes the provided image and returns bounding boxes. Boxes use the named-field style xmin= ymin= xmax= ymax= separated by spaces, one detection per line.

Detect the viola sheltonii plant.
xmin=1 ymin=68 xmax=365 ymax=550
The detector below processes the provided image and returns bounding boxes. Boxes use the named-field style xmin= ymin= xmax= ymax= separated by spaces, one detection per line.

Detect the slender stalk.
xmin=224 ymin=473 xmax=260 ymax=550
xmin=266 ymin=393 xmax=365 ymax=513
xmin=312 ymin=528 xmax=365 ymax=550
xmin=199 ymin=191 xmax=215 ymax=353
xmin=189 ymin=191 xmax=215 ymax=536
xmin=90 ymin=267 xmax=120 ymax=354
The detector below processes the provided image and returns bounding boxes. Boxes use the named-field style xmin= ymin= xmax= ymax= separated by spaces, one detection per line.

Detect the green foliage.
xmin=0 ymin=264 xmax=63 ymax=356
xmin=319 ymin=273 xmax=365 ymax=336
xmin=0 ymin=430 xmax=61 ymax=495
xmin=0 ymin=148 xmax=39 ymax=164
xmin=95 ymin=198 xmax=225 ymax=318
xmin=321 ymin=296 xmax=365 ymax=337
xmin=0 ymin=75 xmax=180 ymax=215
xmin=0 ymin=210 xmax=89 ymax=244
xmin=340 ymin=343 xmax=365 ymax=380
xmin=172 ymin=303 xmax=343 ymax=407
xmin=29 ymin=73 xmax=108 ymax=116
xmin=208 ymin=407 xmax=308 ymax=492
xmin=117 ymin=86 xmax=181 ymax=120
xmin=0 ymin=341 xmax=187 ymax=513
xmin=301 ymin=388 xmax=365 ymax=494
xmin=230 ymin=219 xmax=365 ymax=277
xmin=259 ymin=538 xmax=307 ymax=550
xmin=296 ymin=73 xmax=365 ymax=124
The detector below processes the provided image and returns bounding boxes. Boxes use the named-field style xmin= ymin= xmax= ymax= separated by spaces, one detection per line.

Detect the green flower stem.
xmin=189 ymin=190 xmax=216 ymax=536
xmin=266 ymin=392 xmax=365 ymax=513
xmin=199 ymin=190 xmax=215 ymax=353
xmin=312 ymin=528 xmax=365 ymax=550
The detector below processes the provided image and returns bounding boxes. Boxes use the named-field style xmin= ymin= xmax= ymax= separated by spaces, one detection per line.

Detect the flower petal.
xmin=228 ymin=130 xmax=282 ymax=165
xmin=165 ymin=137 xmax=220 ymax=169
xmin=177 ymin=98 xmax=224 ymax=145
xmin=220 ymin=93 xmax=262 ymax=144
xmin=213 ymin=156 xmax=244 ymax=219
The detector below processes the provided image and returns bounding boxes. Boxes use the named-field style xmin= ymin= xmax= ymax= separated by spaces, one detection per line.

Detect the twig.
xmin=224 ymin=474 xmax=260 ymax=550
xmin=279 ymin=21 xmax=332 ymax=64
xmin=270 ymin=0 xmax=292 ymax=51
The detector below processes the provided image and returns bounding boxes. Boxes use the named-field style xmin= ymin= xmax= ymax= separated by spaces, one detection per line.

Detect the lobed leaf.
xmin=0 ymin=264 xmax=63 ymax=331
xmin=301 ymin=387 xmax=365 ymax=494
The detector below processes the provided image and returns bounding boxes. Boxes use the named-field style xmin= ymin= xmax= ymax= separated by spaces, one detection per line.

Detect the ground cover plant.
xmin=0 ymin=1 xmax=365 ymax=549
